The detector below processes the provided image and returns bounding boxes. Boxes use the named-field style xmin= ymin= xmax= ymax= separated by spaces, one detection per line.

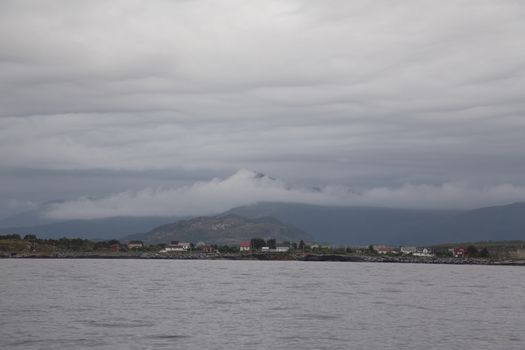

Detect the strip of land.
xmin=2 ymin=234 xmax=524 ymax=266
xmin=3 ymin=251 xmax=524 ymax=266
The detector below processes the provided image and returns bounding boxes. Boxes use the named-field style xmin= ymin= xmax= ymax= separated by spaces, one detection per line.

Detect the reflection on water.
xmin=1 ymin=260 xmax=524 ymax=350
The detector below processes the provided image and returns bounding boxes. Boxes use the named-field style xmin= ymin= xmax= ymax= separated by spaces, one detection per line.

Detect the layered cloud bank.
xmin=1 ymin=1 xmax=525 ymax=218
xmin=43 ymin=169 xmax=525 ymax=220
xmin=1 ymin=1 xmax=524 ymax=179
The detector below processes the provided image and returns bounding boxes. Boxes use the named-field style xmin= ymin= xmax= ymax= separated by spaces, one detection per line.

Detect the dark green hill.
xmin=125 ymin=214 xmax=313 ymax=245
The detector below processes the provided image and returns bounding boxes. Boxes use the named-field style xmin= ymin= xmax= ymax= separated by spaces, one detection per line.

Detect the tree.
xmin=466 ymin=245 xmax=479 ymax=257
xmin=479 ymin=247 xmax=490 ymax=258
xmin=299 ymin=240 xmax=305 ymax=251
xmin=250 ymin=238 xmax=266 ymax=250
xmin=0 ymin=234 xmax=21 ymax=240
xmin=218 ymin=245 xmax=233 ymax=253
xmin=267 ymin=239 xmax=276 ymax=249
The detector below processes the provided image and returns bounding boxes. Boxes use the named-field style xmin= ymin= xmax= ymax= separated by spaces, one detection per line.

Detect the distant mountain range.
xmin=0 ymin=200 xmax=180 ymax=240
xmin=123 ymin=214 xmax=313 ymax=245
xmin=0 ymin=216 xmax=179 ymax=240
xmin=1 ymin=201 xmax=525 ymax=245
xmin=226 ymin=202 xmax=525 ymax=245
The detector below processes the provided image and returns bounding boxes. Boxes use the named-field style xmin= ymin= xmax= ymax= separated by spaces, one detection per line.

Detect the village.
xmin=124 ymin=238 xmax=482 ymax=259
xmin=4 ymin=234 xmax=522 ymax=264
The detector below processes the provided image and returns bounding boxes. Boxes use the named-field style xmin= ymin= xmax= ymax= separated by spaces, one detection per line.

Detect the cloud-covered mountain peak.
xmin=35 ymin=169 xmax=525 ymax=221
xmin=229 ymin=168 xmax=275 ymax=181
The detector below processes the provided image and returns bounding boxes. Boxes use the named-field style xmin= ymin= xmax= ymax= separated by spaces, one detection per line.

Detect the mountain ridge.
xmin=225 ymin=201 xmax=525 ymax=245
xmin=0 ymin=216 xmax=180 ymax=240
xmin=2 ymin=201 xmax=525 ymax=245
xmin=123 ymin=213 xmax=313 ymax=245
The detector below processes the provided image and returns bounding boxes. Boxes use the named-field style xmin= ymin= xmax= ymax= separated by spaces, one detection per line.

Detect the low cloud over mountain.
xmin=43 ymin=169 xmax=525 ymax=220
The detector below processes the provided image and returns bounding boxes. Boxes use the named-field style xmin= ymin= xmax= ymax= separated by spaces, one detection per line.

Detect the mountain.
xmin=0 ymin=200 xmax=65 ymax=227
xmin=0 ymin=216 xmax=180 ymax=240
xmin=410 ymin=202 xmax=525 ymax=244
xmin=225 ymin=202 xmax=457 ymax=245
xmin=0 ymin=200 xmax=182 ymax=240
xmin=226 ymin=202 xmax=525 ymax=245
xmin=124 ymin=214 xmax=314 ymax=245
xmin=3 ymin=197 xmax=524 ymax=245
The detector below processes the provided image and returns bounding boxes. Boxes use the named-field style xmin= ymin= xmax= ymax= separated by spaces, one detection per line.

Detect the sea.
xmin=1 ymin=259 xmax=524 ymax=350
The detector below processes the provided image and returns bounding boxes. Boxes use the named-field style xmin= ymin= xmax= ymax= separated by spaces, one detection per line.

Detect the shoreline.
xmin=3 ymin=252 xmax=524 ymax=266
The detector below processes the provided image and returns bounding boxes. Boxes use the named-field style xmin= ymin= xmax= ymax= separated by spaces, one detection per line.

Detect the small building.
xmin=195 ymin=241 xmax=206 ymax=248
xmin=352 ymin=246 xmax=368 ymax=254
xmin=261 ymin=246 xmax=270 ymax=252
xmin=195 ymin=242 xmax=214 ymax=253
xmin=239 ymin=242 xmax=251 ymax=252
xmin=110 ymin=243 xmax=120 ymax=252
xmin=200 ymin=245 xmax=215 ymax=253
xmin=127 ymin=241 xmax=144 ymax=249
xmin=275 ymin=246 xmax=289 ymax=253
xmin=161 ymin=241 xmax=191 ymax=253
xmin=413 ymin=247 xmax=434 ymax=257
xmin=178 ymin=242 xmax=191 ymax=250
xmin=450 ymin=247 xmax=466 ymax=258
xmin=400 ymin=246 xmax=417 ymax=255
xmin=374 ymin=245 xmax=399 ymax=255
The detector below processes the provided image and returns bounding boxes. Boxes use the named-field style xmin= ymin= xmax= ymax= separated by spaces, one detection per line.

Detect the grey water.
xmin=1 ymin=260 xmax=524 ymax=350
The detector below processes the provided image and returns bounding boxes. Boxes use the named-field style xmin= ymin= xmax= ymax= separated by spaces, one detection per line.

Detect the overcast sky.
xmin=1 ymin=0 xmax=525 ymax=219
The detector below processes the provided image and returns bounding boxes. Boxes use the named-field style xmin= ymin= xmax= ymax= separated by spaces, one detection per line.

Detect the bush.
xmin=466 ymin=245 xmax=479 ymax=257
xmin=479 ymin=247 xmax=490 ymax=258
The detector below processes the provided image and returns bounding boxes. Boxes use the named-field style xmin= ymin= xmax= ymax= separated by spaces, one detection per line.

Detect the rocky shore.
xmin=346 ymin=255 xmax=525 ymax=266
xmin=3 ymin=251 xmax=524 ymax=266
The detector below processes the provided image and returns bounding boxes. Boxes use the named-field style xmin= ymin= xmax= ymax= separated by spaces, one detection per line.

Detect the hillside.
xmin=125 ymin=214 xmax=313 ymax=245
xmin=411 ymin=202 xmax=525 ymax=244
xmin=3 ymin=200 xmax=525 ymax=245
xmin=226 ymin=202 xmax=457 ymax=245
xmin=226 ymin=202 xmax=525 ymax=245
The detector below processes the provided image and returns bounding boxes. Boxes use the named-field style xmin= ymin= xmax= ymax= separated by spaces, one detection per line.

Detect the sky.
xmin=1 ymin=0 xmax=525 ymax=220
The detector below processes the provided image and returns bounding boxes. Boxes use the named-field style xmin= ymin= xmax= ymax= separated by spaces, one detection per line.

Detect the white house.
xmin=275 ymin=246 xmax=289 ymax=253
xmin=374 ymin=245 xmax=399 ymax=255
xmin=400 ymin=246 xmax=417 ymax=255
xmin=160 ymin=242 xmax=191 ymax=253
xmin=239 ymin=242 xmax=251 ymax=251
xmin=127 ymin=241 xmax=144 ymax=249
xmin=178 ymin=242 xmax=191 ymax=250
xmin=413 ymin=248 xmax=434 ymax=257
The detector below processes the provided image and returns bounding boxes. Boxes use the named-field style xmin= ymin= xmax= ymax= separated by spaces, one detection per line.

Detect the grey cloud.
xmin=0 ymin=1 xmax=524 ymax=213
xmin=43 ymin=169 xmax=525 ymax=220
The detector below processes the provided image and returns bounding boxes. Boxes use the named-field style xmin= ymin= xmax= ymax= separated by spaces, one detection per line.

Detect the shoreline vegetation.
xmin=1 ymin=234 xmax=524 ymax=266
